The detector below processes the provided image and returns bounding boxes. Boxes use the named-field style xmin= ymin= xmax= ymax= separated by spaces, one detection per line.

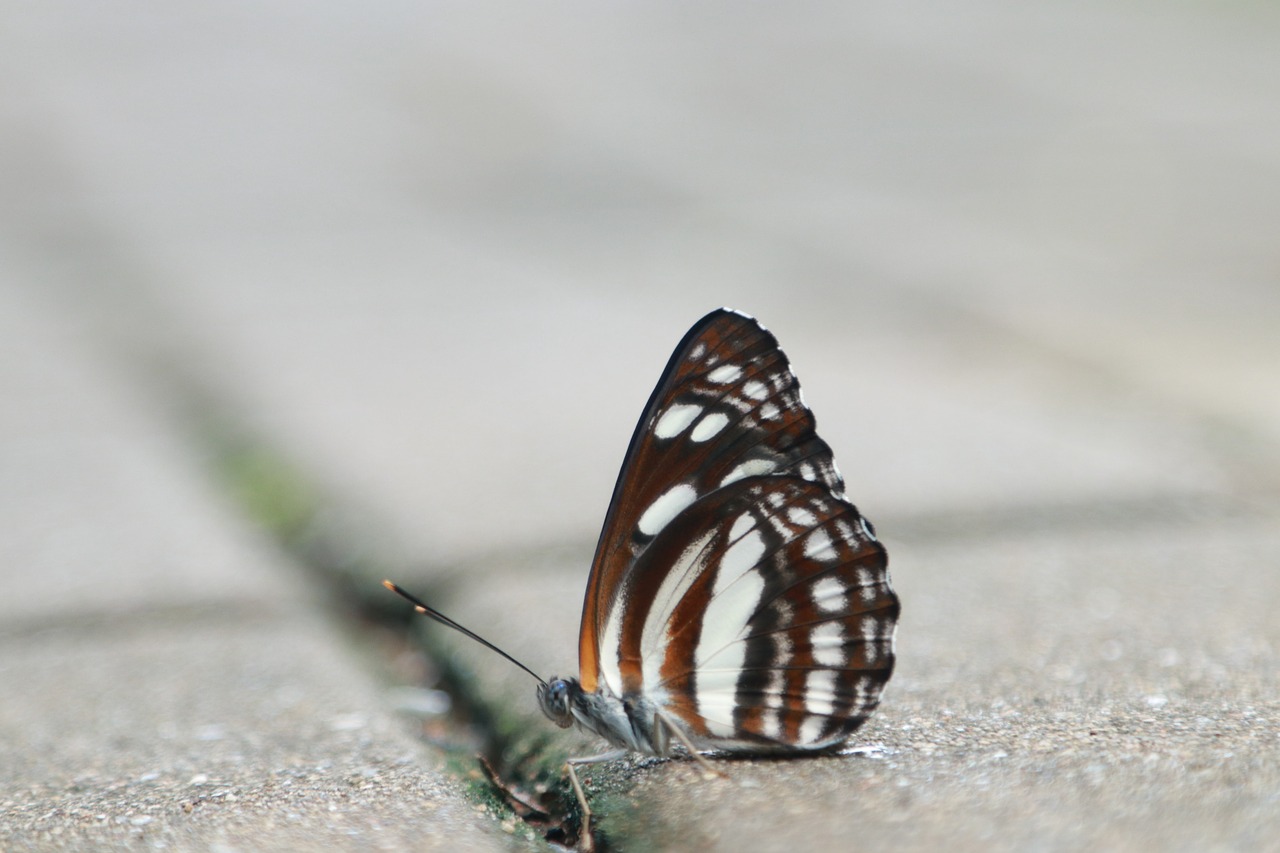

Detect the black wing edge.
xmin=590 ymin=307 xmax=766 ymax=552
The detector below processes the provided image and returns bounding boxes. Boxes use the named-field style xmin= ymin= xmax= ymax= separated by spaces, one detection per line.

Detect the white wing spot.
xmin=863 ymin=617 xmax=880 ymax=663
xmin=761 ymin=709 xmax=782 ymax=739
xmin=774 ymin=628 xmax=794 ymax=663
xmin=707 ymin=364 xmax=742 ymax=384
xmin=689 ymin=342 xmax=706 ymax=361
xmin=764 ymin=667 xmax=785 ymax=707
xmin=787 ymin=506 xmax=818 ymax=528
xmin=720 ymin=530 xmax=765 ymax=581
xmin=729 ymin=512 xmax=755 ymax=542
xmin=765 ymin=675 xmax=784 ymax=709
xmin=766 ymin=509 xmax=793 ymax=538
xmin=719 ymin=458 xmax=776 ymax=487
xmin=760 ymin=402 xmax=781 ymax=421
xmin=857 ymin=567 xmax=878 ymax=602
xmin=654 ymin=404 xmax=703 ymax=439
xmin=637 ymin=483 xmax=698 ymax=537
xmin=690 ymin=412 xmax=730 ymax=442
xmin=743 ymin=379 xmax=768 ymax=401
xmin=703 ymin=715 xmax=736 ymax=738
xmin=640 ymin=531 xmax=715 ymax=691
xmin=695 ymin=534 xmax=766 ymax=675
xmin=805 ymin=670 xmax=839 ymax=717
xmin=811 ymin=621 xmax=845 ymax=666
xmin=774 ymin=598 xmax=794 ymax=626
xmin=798 ymin=714 xmax=827 ymax=744
xmin=695 ymin=668 xmax=741 ymax=695
xmin=804 ymin=528 xmax=837 ymax=561
xmin=812 ymin=576 xmax=847 ymax=613
xmin=599 ymin=592 xmax=627 ymax=694
xmin=695 ymin=564 xmax=764 ymax=728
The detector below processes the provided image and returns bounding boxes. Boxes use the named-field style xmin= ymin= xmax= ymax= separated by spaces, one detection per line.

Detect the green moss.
xmin=218 ymin=443 xmax=318 ymax=542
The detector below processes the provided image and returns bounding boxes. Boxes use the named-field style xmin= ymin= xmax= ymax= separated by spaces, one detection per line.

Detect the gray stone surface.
xmin=0 ymin=283 xmax=293 ymax=624
xmin=0 ymin=290 xmax=503 ymax=849
xmin=3 ymin=1 xmax=1278 ymax=851
xmin=1 ymin=609 xmax=503 ymax=851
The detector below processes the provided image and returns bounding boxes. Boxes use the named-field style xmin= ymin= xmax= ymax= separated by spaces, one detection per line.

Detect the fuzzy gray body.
xmin=538 ymin=677 xmax=669 ymax=756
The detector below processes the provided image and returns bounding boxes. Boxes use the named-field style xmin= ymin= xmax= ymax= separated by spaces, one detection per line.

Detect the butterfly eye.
xmin=538 ymin=679 xmax=575 ymax=728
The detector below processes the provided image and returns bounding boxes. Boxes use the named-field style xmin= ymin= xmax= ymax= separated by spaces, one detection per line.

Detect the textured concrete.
xmin=1 ymin=608 xmax=503 ymax=851
xmin=0 ymin=290 xmax=503 ymax=849
xmin=3 ymin=1 xmax=1278 ymax=851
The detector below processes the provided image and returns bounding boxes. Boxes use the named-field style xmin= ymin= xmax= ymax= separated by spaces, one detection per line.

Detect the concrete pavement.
xmin=0 ymin=285 xmax=505 ymax=850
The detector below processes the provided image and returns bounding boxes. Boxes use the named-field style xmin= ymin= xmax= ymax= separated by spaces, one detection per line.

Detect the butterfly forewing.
xmin=580 ymin=311 xmax=856 ymax=691
xmin=579 ymin=309 xmax=897 ymax=752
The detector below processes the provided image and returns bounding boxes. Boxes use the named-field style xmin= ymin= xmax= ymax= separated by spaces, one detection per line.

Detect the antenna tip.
xmin=382 ymin=579 xmax=398 ymax=592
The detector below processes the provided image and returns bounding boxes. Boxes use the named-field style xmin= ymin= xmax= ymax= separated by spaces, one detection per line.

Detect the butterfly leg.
xmin=565 ymin=749 xmax=627 ymax=851
xmin=654 ymin=709 xmax=725 ymax=781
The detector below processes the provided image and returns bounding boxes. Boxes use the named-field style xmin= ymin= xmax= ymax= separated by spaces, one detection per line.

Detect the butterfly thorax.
xmin=537 ymin=676 xmax=667 ymax=756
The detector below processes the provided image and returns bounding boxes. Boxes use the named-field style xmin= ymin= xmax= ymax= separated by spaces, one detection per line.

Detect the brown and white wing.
xmin=607 ymin=475 xmax=898 ymax=749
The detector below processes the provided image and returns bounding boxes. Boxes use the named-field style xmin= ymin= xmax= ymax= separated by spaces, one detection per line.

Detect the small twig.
xmin=476 ymin=754 xmax=552 ymax=821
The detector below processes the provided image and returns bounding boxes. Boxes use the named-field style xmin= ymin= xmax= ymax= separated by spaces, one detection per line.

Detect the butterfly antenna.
xmin=382 ymin=580 xmax=547 ymax=686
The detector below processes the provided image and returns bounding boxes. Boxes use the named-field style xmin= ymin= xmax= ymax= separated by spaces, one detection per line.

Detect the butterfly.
xmin=385 ymin=308 xmax=899 ymax=844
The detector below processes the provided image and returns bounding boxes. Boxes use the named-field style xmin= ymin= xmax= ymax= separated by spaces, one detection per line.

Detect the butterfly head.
xmin=537 ymin=677 xmax=580 ymax=729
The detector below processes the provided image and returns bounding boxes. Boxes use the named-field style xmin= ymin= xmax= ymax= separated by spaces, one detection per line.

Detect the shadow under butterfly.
xmin=386 ymin=308 xmax=900 ymax=847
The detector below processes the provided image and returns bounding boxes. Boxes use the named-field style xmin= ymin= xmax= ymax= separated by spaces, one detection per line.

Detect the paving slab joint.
xmin=160 ymin=381 xmax=596 ymax=846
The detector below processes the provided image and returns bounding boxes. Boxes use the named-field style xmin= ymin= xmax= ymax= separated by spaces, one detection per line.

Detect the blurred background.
xmin=3 ymin=1 xmax=1277 ymax=585
xmin=4 ymin=6 xmax=1279 ymax=847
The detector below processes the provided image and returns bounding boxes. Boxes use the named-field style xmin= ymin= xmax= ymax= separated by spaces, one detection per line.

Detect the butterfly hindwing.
xmin=602 ymin=475 xmax=896 ymax=750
